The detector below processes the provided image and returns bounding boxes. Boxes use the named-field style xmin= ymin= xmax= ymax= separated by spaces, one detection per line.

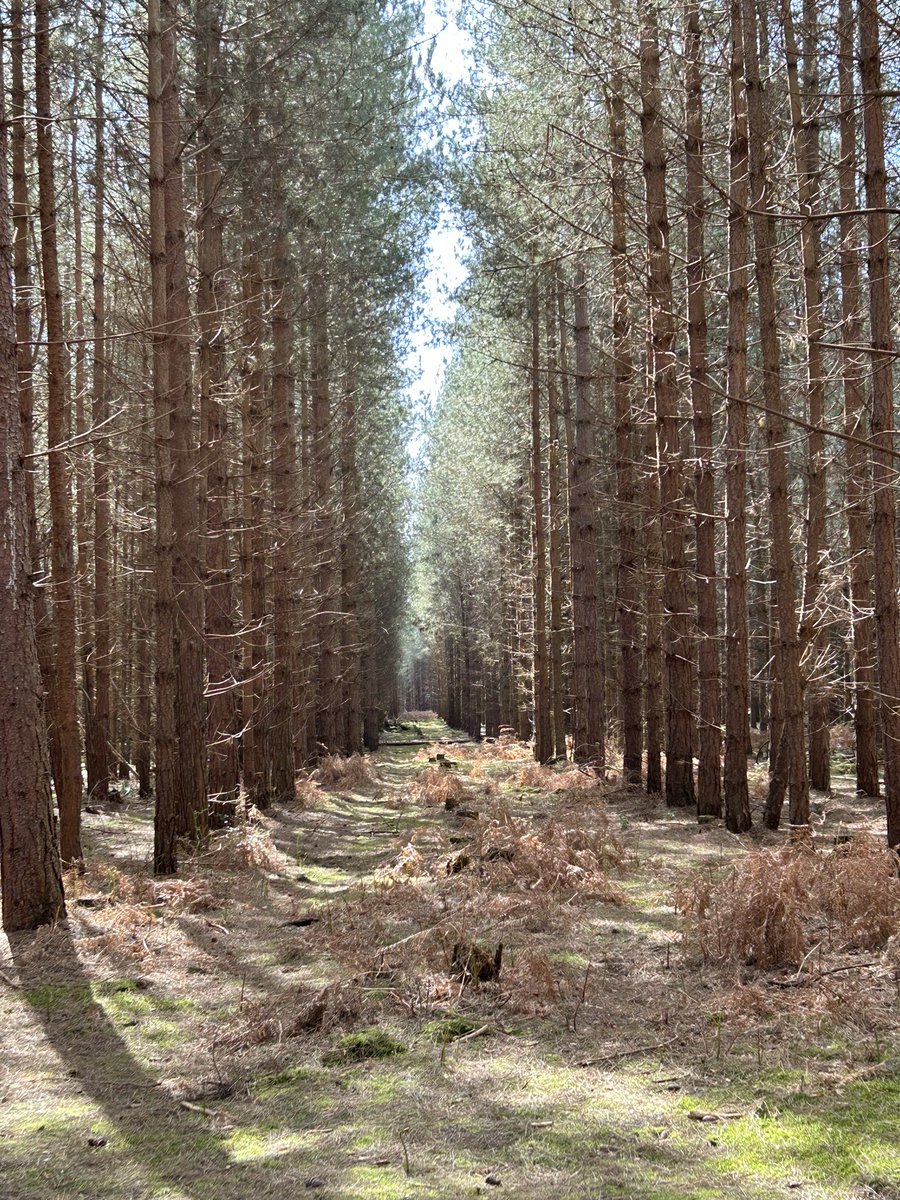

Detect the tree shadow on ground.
xmin=5 ymin=922 xmax=325 ymax=1200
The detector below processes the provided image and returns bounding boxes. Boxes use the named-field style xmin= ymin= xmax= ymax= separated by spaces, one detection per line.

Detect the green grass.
xmin=713 ymin=1077 xmax=900 ymax=1189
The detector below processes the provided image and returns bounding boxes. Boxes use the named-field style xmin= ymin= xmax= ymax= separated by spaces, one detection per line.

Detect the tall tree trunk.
xmin=608 ymin=33 xmax=642 ymax=786
xmin=71 ymin=77 xmax=96 ymax=806
xmin=545 ymin=281 xmax=567 ymax=761
xmin=269 ymin=221 xmax=298 ymax=799
xmin=859 ymin=0 xmax=900 ymax=846
xmin=36 ymin=0 xmax=82 ymax=863
xmin=530 ymin=271 xmax=553 ymax=763
xmin=642 ymin=392 xmax=663 ymax=797
xmin=724 ymin=0 xmax=752 ymax=831
xmin=569 ymin=263 xmax=605 ymax=769
xmin=240 ymin=238 xmax=269 ymax=805
xmin=837 ymin=0 xmax=878 ymax=797
xmin=685 ymin=0 xmax=721 ymax=816
xmin=781 ymin=0 xmax=830 ymax=791
xmin=135 ymin=455 xmax=153 ymax=800
xmin=742 ymin=0 xmax=809 ymax=833
xmin=91 ymin=0 xmax=112 ymax=805
xmin=149 ymin=0 xmax=178 ymax=874
xmin=296 ymin=293 xmax=316 ymax=762
xmin=161 ymin=0 xmax=207 ymax=842
xmin=340 ymin=361 xmax=363 ymax=755
xmin=312 ymin=270 xmax=339 ymax=754
xmin=640 ymin=3 xmax=695 ymax=807
xmin=0 ymin=109 xmax=66 ymax=930
xmin=11 ymin=1 xmax=55 ymax=786
xmin=196 ymin=0 xmax=237 ymax=823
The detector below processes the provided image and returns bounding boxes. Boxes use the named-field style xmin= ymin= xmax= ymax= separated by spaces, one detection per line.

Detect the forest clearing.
xmin=2 ymin=720 xmax=898 ymax=1200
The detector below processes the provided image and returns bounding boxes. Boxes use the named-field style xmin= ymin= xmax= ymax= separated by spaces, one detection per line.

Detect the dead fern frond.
xmin=208 ymin=823 xmax=281 ymax=871
xmin=315 ymin=753 xmax=377 ymax=791
xmin=476 ymin=809 xmax=625 ymax=901
xmin=294 ymin=774 xmax=321 ymax=806
xmin=816 ymin=834 xmax=900 ymax=948
xmin=407 ymin=767 xmax=471 ymax=807
xmin=678 ymin=846 xmax=817 ymax=968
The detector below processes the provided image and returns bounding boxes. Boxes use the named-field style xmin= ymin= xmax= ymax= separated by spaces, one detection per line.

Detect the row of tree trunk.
xmin=413 ymin=0 xmax=900 ymax=849
xmin=0 ymin=0 xmax=418 ymax=929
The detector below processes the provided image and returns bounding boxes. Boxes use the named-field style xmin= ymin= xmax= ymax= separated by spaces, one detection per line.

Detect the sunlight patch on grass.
xmin=712 ymin=1079 xmax=900 ymax=1190
xmin=225 ymin=1126 xmax=319 ymax=1163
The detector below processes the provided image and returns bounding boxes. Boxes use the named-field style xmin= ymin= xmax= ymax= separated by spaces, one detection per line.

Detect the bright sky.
xmin=404 ymin=0 xmax=473 ymax=461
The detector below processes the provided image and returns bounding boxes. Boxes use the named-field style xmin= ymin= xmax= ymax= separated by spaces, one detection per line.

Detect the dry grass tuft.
xmin=216 ymin=982 xmax=362 ymax=1050
xmin=677 ymin=847 xmax=814 ymax=968
xmin=502 ymin=950 xmax=561 ymax=1015
xmin=385 ymin=802 xmax=625 ymax=903
xmin=474 ymin=807 xmax=625 ymax=899
xmin=149 ymin=878 xmax=218 ymax=913
xmin=315 ymin=753 xmax=377 ymax=791
xmin=677 ymin=834 xmax=900 ymax=969
xmin=407 ymin=766 xmax=472 ymax=807
xmin=289 ymin=982 xmax=361 ymax=1034
xmin=215 ymin=1001 xmax=284 ymax=1050
xmin=818 ymin=833 xmax=900 ymax=948
xmin=516 ymin=764 xmax=605 ymax=793
xmin=294 ymin=774 xmax=321 ymax=806
xmin=208 ymin=820 xmax=281 ymax=871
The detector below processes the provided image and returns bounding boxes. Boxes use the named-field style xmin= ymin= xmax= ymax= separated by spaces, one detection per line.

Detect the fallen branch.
xmin=577 ymin=1036 xmax=680 ymax=1068
xmin=772 ymin=961 xmax=877 ymax=988
xmin=54 ymin=1077 xmax=163 ymax=1089
xmin=688 ymin=1109 xmax=745 ymax=1123
xmin=376 ymin=923 xmax=444 ymax=958
xmin=453 ymin=1023 xmax=492 ymax=1044
xmin=179 ymin=1100 xmax=218 ymax=1117
xmin=379 ymin=739 xmax=476 ymax=748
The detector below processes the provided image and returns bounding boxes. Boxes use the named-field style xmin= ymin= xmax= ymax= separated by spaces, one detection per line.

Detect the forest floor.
xmin=1 ymin=720 xmax=898 ymax=1200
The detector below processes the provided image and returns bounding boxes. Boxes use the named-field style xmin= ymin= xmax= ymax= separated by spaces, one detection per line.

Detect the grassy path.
xmin=1 ymin=724 xmax=898 ymax=1199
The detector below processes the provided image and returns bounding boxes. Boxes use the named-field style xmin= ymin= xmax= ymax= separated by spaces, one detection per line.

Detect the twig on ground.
xmin=571 ymin=961 xmax=592 ymax=1033
xmin=376 ymin=923 xmax=443 ymax=958
xmin=453 ymin=1023 xmax=492 ymax=1043
xmin=773 ymin=961 xmax=878 ymax=988
xmin=687 ymin=1109 xmax=745 ymax=1122
xmin=179 ymin=1100 xmax=218 ymax=1116
xmin=577 ymin=1036 xmax=680 ymax=1068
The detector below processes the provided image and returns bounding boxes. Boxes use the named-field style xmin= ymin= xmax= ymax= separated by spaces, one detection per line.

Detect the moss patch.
xmin=324 ymin=1027 xmax=407 ymax=1064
